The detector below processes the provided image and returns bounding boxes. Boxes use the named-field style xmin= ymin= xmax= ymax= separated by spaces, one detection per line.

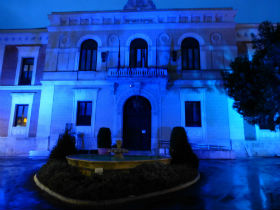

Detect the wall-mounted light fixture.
xmin=101 ymin=51 xmax=109 ymax=63
xmin=113 ymin=82 xmax=119 ymax=95
xmin=129 ymin=82 xmax=135 ymax=88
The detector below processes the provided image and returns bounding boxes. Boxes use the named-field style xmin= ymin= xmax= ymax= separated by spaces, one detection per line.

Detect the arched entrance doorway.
xmin=123 ymin=96 xmax=151 ymax=150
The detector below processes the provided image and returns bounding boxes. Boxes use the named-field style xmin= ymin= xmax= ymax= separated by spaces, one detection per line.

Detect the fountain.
xmin=109 ymin=140 xmax=128 ymax=159
xmin=66 ymin=140 xmax=171 ymax=175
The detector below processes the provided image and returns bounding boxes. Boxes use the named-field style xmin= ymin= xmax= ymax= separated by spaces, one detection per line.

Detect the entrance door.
xmin=123 ymin=96 xmax=151 ymax=150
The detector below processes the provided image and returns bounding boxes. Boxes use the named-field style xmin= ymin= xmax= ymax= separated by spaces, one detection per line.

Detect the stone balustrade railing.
xmin=107 ymin=67 xmax=167 ymax=78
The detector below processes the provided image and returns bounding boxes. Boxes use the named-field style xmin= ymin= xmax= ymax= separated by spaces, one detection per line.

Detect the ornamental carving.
xmin=108 ymin=34 xmax=119 ymax=47
xmin=158 ymin=33 xmax=170 ymax=46
xmin=59 ymin=33 xmax=71 ymax=48
xmin=210 ymin=32 xmax=222 ymax=45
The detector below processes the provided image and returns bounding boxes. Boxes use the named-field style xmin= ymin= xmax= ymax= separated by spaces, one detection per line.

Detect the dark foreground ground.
xmin=0 ymin=157 xmax=280 ymax=210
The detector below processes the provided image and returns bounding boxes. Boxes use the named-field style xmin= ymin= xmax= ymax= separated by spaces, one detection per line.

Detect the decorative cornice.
xmin=48 ymin=9 xmax=237 ymax=27
xmin=0 ymin=32 xmax=48 ymax=45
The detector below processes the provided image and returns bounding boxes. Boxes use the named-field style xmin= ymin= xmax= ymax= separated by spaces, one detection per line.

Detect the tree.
xmin=222 ymin=21 xmax=280 ymax=131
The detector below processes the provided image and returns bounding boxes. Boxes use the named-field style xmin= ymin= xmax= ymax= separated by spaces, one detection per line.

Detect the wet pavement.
xmin=0 ymin=157 xmax=280 ymax=210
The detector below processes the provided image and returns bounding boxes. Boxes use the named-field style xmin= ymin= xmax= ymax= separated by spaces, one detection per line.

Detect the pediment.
xmin=123 ymin=0 xmax=156 ymax=11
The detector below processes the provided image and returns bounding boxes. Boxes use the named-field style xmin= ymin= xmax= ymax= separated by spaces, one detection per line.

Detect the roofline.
xmin=0 ymin=27 xmax=47 ymax=32
xmin=50 ymin=7 xmax=235 ymax=15
xmin=236 ymin=23 xmax=259 ymax=28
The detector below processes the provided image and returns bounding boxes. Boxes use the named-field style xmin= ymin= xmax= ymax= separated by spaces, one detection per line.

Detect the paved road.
xmin=0 ymin=157 xmax=280 ymax=210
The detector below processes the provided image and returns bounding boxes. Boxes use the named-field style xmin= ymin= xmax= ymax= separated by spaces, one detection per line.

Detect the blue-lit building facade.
xmin=0 ymin=0 xmax=279 ymax=157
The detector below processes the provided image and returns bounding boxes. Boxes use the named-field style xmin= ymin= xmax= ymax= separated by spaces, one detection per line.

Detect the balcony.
xmin=107 ymin=67 xmax=167 ymax=78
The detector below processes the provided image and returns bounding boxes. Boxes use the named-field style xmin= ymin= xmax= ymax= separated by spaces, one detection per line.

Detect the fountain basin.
xmin=66 ymin=154 xmax=171 ymax=175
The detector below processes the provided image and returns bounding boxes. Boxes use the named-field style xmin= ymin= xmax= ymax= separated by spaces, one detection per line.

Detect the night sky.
xmin=0 ymin=0 xmax=280 ymax=29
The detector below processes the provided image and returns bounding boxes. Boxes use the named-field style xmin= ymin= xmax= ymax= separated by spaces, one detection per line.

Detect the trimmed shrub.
xmin=49 ymin=130 xmax=77 ymax=161
xmin=97 ymin=127 xmax=112 ymax=148
xmin=37 ymin=160 xmax=198 ymax=201
xmin=169 ymin=127 xmax=199 ymax=168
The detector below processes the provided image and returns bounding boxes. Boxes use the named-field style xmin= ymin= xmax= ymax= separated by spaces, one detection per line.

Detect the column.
xmin=37 ymin=84 xmax=55 ymax=138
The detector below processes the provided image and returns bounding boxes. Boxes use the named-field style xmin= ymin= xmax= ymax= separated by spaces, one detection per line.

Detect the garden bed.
xmin=36 ymin=160 xmax=199 ymax=203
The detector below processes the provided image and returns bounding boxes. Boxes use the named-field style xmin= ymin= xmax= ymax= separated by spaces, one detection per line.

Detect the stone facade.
xmin=0 ymin=0 xmax=279 ymax=157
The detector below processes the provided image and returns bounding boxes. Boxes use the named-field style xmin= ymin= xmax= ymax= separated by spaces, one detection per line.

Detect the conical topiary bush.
xmin=169 ymin=127 xmax=199 ymax=168
xmin=49 ymin=130 xmax=77 ymax=161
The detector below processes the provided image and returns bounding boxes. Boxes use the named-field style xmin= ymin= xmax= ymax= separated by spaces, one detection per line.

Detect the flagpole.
xmin=118 ymin=39 xmax=120 ymax=77
xmin=156 ymin=37 xmax=158 ymax=76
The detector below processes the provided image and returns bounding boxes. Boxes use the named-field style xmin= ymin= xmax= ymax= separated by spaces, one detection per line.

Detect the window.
xmin=79 ymin=39 xmax=98 ymax=71
xmin=76 ymin=101 xmax=92 ymax=126
xmin=185 ymin=101 xmax=201 ymax=127
xmin=259 ymin=119 xmax=271 ymax=130
xmin=181 ymin=38 xmax=200 ymax=70
xmin=19 ymin=58 xmax=34 ymax=85
xmin=130 ymin=38 xmax=148 ymax=68
xmin=237 ymin=42 xmax=247 ymax=56
xmin=14 ymin=105 xmax=28 ymax=126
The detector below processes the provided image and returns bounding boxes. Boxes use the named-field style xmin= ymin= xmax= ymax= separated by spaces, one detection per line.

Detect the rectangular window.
xmin=76 ymin=101 xmax=92 ymax=126
xmin=185 ymin=101 xmax=201 ymax=127
xmin=182 ymin=49 xmax=187 ymax=69
xmin=86 ymin=49 xmax=92 ymax=70
xmin=19 ymin=58 xmax=34 ymax=85
xmin=91 ymin=50 xmax=97 ymax=70
xmin=80 ymin=50 xmax=86 ymax=70
xmin=194 ymin=49 xmax=199 ymax=69
xmin=14 ymin=105 xmax=28 ymax=126
xmin=188 ymin=48 xmax=193 ymax=69
xmin=136 ymin=49 xmax=142 ymax=66
xmin=259 ymin=121 xmax=270 ymax=130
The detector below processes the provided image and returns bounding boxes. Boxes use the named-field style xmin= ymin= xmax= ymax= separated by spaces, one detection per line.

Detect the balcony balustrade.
xmin=107 ymin=67 xmax=167 ymax=78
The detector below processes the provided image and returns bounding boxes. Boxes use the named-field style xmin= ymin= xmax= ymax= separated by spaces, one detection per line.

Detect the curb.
xmin=34 ymin=173 xmax=200 ymax=207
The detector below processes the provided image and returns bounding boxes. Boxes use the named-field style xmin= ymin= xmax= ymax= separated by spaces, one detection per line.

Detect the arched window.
xmin=181 ymin=38 xmax=200 ymax=70
xmin=130 ymin=38 xmax=148 ymax=68
xmin=79 ymin=39 xmax=97 ymax=71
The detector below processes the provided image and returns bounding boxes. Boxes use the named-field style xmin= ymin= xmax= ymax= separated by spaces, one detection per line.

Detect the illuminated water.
xmin=68 ymin=154 xmax=168 ymax=161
